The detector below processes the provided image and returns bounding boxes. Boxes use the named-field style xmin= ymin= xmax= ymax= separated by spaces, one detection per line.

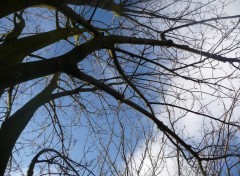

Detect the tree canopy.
xmin=0 ymin=0 xmax=240 ymax=175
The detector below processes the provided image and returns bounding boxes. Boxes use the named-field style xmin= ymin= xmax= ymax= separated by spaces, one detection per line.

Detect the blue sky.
xmin=1 ymin=1 xmax=240 ymax=175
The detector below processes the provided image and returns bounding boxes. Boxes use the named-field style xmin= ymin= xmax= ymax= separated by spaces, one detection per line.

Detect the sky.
xmin=1 ymin=0 xmax=240 ymax=175
xmin=128 ymin=0 xmax=240 ymax=175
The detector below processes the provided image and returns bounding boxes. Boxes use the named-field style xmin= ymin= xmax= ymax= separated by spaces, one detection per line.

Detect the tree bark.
xmin=0 ymin=76 xmax=57 ymax=175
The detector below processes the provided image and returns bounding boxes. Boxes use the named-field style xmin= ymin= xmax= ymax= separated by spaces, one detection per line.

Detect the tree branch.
xmin=0 ymin=74 xmax=58 ymax=176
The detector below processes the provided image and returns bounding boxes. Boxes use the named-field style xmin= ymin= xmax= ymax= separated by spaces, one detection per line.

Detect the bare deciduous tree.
xmin=0 ymin=0 xmax=240 ymax=175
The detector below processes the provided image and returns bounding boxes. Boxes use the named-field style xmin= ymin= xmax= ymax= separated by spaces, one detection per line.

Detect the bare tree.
xmin=0 ymin=0 xmax=240 ymax=175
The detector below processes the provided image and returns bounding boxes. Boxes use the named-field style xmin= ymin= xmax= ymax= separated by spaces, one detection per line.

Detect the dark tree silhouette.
xmin=0 ymin=0 xmax=240 ymax=175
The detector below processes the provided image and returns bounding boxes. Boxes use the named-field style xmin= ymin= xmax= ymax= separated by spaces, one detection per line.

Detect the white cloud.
xmin=128 ymin=1 xmax=240 ymax=175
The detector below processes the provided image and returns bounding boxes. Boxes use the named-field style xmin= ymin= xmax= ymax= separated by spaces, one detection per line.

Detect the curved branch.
xmin=64 ymin=65 xmax=203 ymax=165
xmin=1 ymin=35 xmax=237 ymax=90
xmin=27 ymin=148 xmax=96 ymax=176
xmin=0 ymin=74 xmax=58 ymax=176
xmin=4 ymin=11 xmax=25 ymax=43
xmin=108 ymin=46 xmax=155 ymax=114
xmin=0 ymin=0 xmax=121 ymax=19
xmin=0 ymin=27 xmax=85 ymax=67
xmin=161 ymin=14 xmax=240 ymax=37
